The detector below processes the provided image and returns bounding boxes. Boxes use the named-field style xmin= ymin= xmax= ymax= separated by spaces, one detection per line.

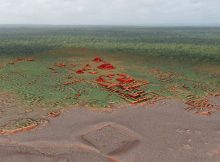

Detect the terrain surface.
xmin=1 ymin=99 xmax=220 ymax=162
xmin=0 ymin=26 xmax=220 ymax=161
xmin=0 ymin=48 xmax=219 ymax=133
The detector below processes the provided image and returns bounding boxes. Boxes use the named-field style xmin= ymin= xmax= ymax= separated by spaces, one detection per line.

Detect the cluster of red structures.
xmin=186 ymin=99 xmax=213 ymax=109
xmin=95 ymin=74 xmax=158 ymax=104
xmin=8 ymin=57 xmax=35 ymax=65
xmin=97 ymin=63 xmax=115 ymax=70
xmin=168 ymin=84 xmax=219 ymax=115
xmin=76 ymin=64 xmax=94 ymax=74
xmin=94 ymin=57 xmax=115 ymax=70
xmin=96 ymin=74 xmax=137 ymax=87
xmin=75 ymin=57 xmax=115 ymax=75
xmin=51 ymin=56 xmax=115 ymax=75
xmin=49 ymin=56 xmax=155 ymax=104
xmin=185 ymin=99 xmax=214 ymax=115
xmin=93 ymin=57 xmax=103 ymax=62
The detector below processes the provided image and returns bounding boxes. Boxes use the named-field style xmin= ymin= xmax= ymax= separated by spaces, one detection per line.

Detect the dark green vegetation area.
xmin=1 ymin=26 xmax=220 ymax=63
xmin=0 ymin=26 xmax=219 ymax=132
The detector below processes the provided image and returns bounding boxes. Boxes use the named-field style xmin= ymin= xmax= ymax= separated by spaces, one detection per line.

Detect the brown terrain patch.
xmin=0 ymin=99 xmax=220 ymax=161
xmin=81 ymin=122 xmax=140 ymax=155
xmin=0 ymin=140 xmax=112 ymax=162
xmin=0 ymin=91 xmax=47 ymax=134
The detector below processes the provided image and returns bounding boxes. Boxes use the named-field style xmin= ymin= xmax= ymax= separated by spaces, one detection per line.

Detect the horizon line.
xmin=0 ymin=24 xmax=220 ymax=28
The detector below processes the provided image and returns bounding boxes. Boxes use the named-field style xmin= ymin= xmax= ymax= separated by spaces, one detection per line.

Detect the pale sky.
xmin=0 ymin=0 xmax=219 ymax=26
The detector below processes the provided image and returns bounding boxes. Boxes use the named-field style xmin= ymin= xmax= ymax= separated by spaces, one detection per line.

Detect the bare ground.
xmin=0 ymin=97 xmax=220 ymax=162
